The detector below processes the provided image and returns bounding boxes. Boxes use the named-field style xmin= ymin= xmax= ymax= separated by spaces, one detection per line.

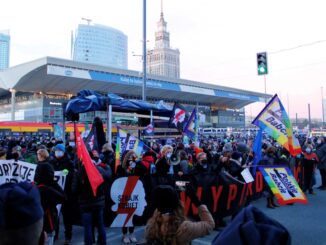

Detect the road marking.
xmin=107 ymin=226 xmax=145 ymax=242
xmin=193 ymin=239 xmax=212 ymax=245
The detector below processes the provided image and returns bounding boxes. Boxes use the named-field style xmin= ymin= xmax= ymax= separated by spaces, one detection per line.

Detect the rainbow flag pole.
xmin=252 ymin=94 xmax=301 ymax=157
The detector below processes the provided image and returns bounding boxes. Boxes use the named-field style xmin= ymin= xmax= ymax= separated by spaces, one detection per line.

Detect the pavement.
xmin=55 ymin=170 xmax=326 ymax=245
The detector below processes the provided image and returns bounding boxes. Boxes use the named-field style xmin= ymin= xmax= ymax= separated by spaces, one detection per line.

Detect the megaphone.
xmin=170 ymin=153 xmax=180 ymax=166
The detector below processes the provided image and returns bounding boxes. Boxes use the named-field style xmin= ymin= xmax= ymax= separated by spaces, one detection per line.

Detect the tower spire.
xmin=160 ymin=0 xmax=163 ymax=18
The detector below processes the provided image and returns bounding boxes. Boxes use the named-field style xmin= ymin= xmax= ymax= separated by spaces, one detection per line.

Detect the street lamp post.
xmin=142 ymin=0 xmax=147 ymax=101
xmin=322 ymin=86 xmax=325 ymax=128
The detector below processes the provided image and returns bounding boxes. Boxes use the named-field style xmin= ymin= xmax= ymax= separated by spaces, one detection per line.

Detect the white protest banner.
xmin=0 ymin=160 xmax=66 ymax=190
xmin=110 ymin=176 xmax=147 ymax=227
xmin=241 ymin=168 xmax=254 ymax=183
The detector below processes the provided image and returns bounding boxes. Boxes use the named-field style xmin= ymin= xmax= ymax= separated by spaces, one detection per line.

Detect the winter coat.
xmin=100 ymin=151 xmax=115 ymax=173
xmin=50 ymin=154 xmax=75 ymax=196
xmin=316 ymin=143 xmax=326 ymax=169
xmin=34 ymin=162 xmax=65 ymax=233
xmin=176 ymin=205 xmax=214 ymax=244
xmin=146 ymin=205 xmax=214 ymax=245
xmin=156 ymin=157 xmax=181 ymax=176
xmin=72 ymin=163 xmax=111 ymax=212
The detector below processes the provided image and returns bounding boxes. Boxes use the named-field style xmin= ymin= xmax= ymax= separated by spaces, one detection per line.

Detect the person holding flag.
xmin=72 ymin=126 xmax=111 ymax=245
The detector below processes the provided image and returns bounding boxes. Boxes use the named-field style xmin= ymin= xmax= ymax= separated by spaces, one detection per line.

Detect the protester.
xmin=100 ymin=143 xmax=115 ymax=174
xmin=0 ymin=181 xmax=45 ymax=245
xmin=23 ymin=141 xmax=38 ymax=164
xmin=211 ymin=205 xmax=291 ymax=245
xmin=145 ymin=185 xmax=214 ymax=245
xmin=227 ymin=151 xmax=245 ymax=181
xmin=116 ymin=150 xmax=140 ymax=244
xmin=156 ymin=145 xmax=182 ymax=176
xmin=72 ymin=149 xmax=111 ymax=245
xmin=0 ymin=146 xmax=6 ymax=160
xmin=34 ymin=149 xmax=66 ymax=245
xmin=260 ymin=146 xmax=280 ymax=209
xmin=179 ymin=150 xmax=190 ymax=174
xmin=50 ymin=143 xmax=75 ymax=244
xmin=316 ymin=137 xmax=326 ymax=190
xmin=302 ymin=144 xmax=319 ymax=194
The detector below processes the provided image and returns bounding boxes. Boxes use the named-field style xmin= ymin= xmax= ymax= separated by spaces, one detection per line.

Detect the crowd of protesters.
xmin=0 ymin=130 xmax=325 ymax=245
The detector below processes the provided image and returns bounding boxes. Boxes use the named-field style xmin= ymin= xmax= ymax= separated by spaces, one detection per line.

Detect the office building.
xmin=0 ymin=30 xmax=10 ymax=70
xmin=72 ymin=23 xmax=128 ymax=69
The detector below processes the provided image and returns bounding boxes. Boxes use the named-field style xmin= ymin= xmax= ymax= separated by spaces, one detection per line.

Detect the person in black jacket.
xmin=50 ymin=144 xmax=75 ymax=244
xmin=72 ymin=151 xmax=111 ymax=245
xmin=100 ymin=143 xmax=115 ymax=176
xmin=34 ymin=148 xmax=65 ymax=245
xmin=156 ymin=145 xmax=182 ymax=176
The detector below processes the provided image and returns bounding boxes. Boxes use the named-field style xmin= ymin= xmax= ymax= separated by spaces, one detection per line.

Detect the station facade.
xmin=0 ymin=57 xmax=268 ymax=128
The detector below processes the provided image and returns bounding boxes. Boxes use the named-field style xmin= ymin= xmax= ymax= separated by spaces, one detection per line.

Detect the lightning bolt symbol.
xmin=117 ymin=176 xmax=140 ymax=227
xmin=173 ymin=110 xmax=185 ymax=125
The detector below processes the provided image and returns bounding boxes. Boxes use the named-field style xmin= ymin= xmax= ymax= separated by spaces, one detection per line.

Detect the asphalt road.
xmin=56 ymin=170 xmax=326 ymax=245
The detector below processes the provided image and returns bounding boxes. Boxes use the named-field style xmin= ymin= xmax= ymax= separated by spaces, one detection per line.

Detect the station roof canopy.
xmin=0 ymin=57 xmax=270 ymax=109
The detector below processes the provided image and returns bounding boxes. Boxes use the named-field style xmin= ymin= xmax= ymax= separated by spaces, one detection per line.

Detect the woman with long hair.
xmin=145 ymin=185 xmax=214 ymax=245
xmin=116 ymin=150 xmax=140 ymax=244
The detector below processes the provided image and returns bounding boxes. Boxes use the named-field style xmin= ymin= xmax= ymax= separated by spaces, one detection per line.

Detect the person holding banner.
xmin=50 ymin=144 xmax=75 ymax=244
xmin=145 ymin=185 xmax=215 ymax=245
xmin=116 ymin=150 xmax=142 ymax=244
xmin=302 ymin=144 xmax=319 ymax=194
xmin=261 ymin=146 xmax=280 ymax=209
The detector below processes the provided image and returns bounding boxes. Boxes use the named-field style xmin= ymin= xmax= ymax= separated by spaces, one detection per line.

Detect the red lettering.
xmin=255 ymin=171 xmax=264 ymax=193
xmin=227 ymin=184 xmax=238 ymax=210
xmin=211 ymin=185 xmax=223 ymax=212
xmin=239 ymin=184 xmax=247 ymax=206
xmin=246 ymin=182 xmax=253 ymax=197
xmin=179 ymin=187 xmax=203 ymax=216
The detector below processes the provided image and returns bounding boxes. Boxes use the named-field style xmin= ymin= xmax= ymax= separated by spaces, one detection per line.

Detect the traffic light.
xmin=257 ymin=52 xmax=268 ymax=75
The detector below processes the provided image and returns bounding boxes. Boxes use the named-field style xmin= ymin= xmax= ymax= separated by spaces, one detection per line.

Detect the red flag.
xmin=75 ymin=124 xmax=104 ymax=196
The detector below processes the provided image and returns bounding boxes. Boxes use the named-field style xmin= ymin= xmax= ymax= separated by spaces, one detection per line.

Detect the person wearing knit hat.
xmin=0 ymin=181 xmax=44 ymax=245
xmin=145 ymin=185 xmax=215 ymax=245
xmin=53 ymin=143 xmax=65 ymax=153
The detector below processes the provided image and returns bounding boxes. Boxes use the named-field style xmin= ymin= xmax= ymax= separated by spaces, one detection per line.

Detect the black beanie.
xmin=0 ymin=181 xmax=44 ymax=230
xmin=153 ymin=185 xmax=180 ymax=214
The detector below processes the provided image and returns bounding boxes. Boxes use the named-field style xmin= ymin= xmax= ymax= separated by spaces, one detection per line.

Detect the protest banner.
xmin=107 ymin=171 xmax=265 ymax=227
xmin=110 ymin=176 xmax=147 ymax=227
xmin=0 ymin=160 xmax=66 ymax=189
xmin=0 ymin=162 xmax=266 ymax=228
xmin=259 ymin=166 xmax=307 ymax=205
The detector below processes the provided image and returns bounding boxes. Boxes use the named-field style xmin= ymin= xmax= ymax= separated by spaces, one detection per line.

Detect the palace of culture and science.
xmin=146 ymin=5 xmax=180 ymax=79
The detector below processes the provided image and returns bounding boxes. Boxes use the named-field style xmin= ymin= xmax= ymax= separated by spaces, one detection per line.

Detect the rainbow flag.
xmin=252 ymin=94 xmax=301 ymax=157
xmin=259 ymin=166 xmax=307 ymax=205
xmin=114 ymin=128 xmax=144 ymax=173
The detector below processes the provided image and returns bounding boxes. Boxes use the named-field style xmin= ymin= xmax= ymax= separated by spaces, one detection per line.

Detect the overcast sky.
xmin=1 ymin=0 xmax=326 ymax=119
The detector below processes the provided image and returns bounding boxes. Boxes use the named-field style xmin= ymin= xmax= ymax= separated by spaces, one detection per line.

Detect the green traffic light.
xmin=258 ymin=66 xmax=266 ymax=74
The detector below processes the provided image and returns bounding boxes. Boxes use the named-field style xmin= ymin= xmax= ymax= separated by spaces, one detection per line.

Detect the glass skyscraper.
xmin=72 ymin=24 xmax=128 ymax=69
xmin=0 ymin=30 xmax=10 ymax=70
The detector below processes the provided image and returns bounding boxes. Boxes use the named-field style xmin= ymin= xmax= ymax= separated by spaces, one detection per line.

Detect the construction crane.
xmin=81 ymin=18 xmax=92 ymax=25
